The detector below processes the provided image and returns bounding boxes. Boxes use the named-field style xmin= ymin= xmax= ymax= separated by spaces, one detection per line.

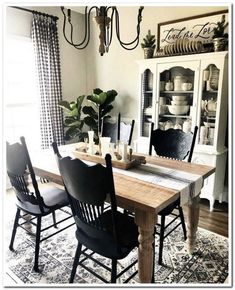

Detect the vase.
xmin=213 ymin=37 xmax=227 ymax=52
xmin=143 ymin=47 xmax=154 ymax=59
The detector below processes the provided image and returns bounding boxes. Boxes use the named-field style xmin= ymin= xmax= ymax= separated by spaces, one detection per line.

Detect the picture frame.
xmin=157 ymin=10 xmax=228 ymax=50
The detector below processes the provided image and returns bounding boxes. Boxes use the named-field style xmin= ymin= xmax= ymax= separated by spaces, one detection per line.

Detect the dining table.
xmin=31 ymin=143 xmax=215 ymax=283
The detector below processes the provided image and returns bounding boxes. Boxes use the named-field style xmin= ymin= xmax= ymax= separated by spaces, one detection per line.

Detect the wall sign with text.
xmin=157 ymin=10 xmax=228 ymax=50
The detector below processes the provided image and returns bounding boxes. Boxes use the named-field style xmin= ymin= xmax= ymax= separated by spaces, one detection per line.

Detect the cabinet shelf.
xmin=202 ymin=90 xmax=218 ymax=94
xmin=160 ymin=114 xmax=191 ymax=118
xmin=160 ymin=90 xmax=194 ymax=94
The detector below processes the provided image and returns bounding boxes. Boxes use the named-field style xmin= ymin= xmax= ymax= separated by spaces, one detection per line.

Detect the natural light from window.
xmin=5 ymin=35 xmax=41 ymax=151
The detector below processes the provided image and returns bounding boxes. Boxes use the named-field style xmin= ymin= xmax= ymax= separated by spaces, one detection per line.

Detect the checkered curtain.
xmin=31 ymin=14 xmax=64 ymax=149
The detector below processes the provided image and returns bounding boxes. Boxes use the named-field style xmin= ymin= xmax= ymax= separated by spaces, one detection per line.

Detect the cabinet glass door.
xmin=157 ymin=65 xmax=196 ymax=133
xmin=140 ymin=69 xmax=153 ymax=137
xmin=199 ymin=64 xmax=219 ymax=147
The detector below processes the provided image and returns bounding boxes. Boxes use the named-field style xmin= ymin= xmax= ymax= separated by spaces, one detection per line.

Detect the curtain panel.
xmin=31 ymin=14 xmax=64 ymax=149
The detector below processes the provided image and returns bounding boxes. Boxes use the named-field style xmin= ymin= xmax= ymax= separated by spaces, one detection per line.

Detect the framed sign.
xmin=157 ymin=10 xmax=228 ymax=50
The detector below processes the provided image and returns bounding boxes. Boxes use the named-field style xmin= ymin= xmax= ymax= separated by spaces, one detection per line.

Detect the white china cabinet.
xmin=134 ymin=51 xmax=228 ymax=211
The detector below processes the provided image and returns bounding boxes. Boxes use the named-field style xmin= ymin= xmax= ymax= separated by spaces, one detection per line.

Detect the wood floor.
xmin=183 ymin=198 xmax=228 ymax=237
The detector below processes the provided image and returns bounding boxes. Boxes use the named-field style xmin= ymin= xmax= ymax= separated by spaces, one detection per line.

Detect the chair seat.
xmin=101 ymin=210 xmax=139 ymax=247
xmin=16 ymin=186 xmax=69 ymax=215
xmin=75 ymin=210 xmax=138 ymax=260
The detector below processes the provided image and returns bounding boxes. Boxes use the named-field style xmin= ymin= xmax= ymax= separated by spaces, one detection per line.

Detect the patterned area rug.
xmin=5 ymin=209 xmax=229 ymax=285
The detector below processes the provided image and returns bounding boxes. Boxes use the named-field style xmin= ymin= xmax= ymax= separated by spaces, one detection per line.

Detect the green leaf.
xmin=83 ymin=116 xmax=97 ymax=129
xmin=58 ymin=100 xmax=72 ymax=111
xmin=66 ymin=120 xmax=83 ymax=128
xmin=82 ymin=106 xmax=97 ymax=118
xmin=99 ymin=92 xmax=107 ymax=105
xmin=79 ymin=132 xmax=88 ymax=140
xmin=70 ymin=102 xmax=77 ymax=110
xmin=76 ymin=95 xmax=85 ymax=110
xmin=87 ymin=94 xmax=101 ymax=104
xmin=64 ymin=127 xmax=79 ymax=140
xmin=87 ymin=92 xmax=107 ymax=105
xmin=93 ymin=88 xmax=103 ymax=95
xmin=103 ymin=90 xmax=117 ymax=106
xmin=67 ymin=107 xmax=78 ymax=117
xmin=101 ymin=104 xmax=113 ymax=117
xmin=64 ymin=118 xmax=77 ymax=126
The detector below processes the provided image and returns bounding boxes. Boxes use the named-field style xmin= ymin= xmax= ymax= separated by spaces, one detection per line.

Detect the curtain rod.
xmin=10 ymin=6 xmax=59 ymax=21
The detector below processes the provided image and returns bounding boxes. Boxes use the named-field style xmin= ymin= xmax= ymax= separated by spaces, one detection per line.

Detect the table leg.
xmin=134 ymin=209 xmax=157 ymax=283
xmin=186 ymin=194 xmax=200 ymax=254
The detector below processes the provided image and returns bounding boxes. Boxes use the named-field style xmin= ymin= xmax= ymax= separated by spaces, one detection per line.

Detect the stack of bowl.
xmin=168 ymin=95 xmax=189 ymax=115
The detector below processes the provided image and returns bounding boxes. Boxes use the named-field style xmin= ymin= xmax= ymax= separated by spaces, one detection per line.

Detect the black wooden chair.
xmin=52 ymin=142 xmax=139 ymax=283
xmin=6 ymin=136 xmax=75 ymax=272
xmin=149 ymin=123 xmax=198 ymax=266
xmin=102 ymin=113 xmax=135 ymax=146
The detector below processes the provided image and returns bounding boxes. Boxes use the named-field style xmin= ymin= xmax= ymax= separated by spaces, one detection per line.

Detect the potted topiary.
xmin=141 ymin=30 xmax=156 ymax=59
xmin=212 ymin=14 xmax=228 ymax=52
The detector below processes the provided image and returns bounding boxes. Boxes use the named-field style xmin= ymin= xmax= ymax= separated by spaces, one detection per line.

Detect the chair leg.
xmin=70 ymin=242 xmax=82 ymax=283
xmin=152 ymin=230 xmax=155 ymax=283
xmin=33 ymin=217 xmax=41 ymax=272
xmin=52 ymin=211 xmax=58 ymax=228
xmin=178 ymin=206 xmax=187 ymax=240
xmin=9 ymin=208 xmax=21 ymax=251
xmin=111 ymin=259 xmax=117 ymax=283
xmin=158 ymin=215 xmax=165 ymax=265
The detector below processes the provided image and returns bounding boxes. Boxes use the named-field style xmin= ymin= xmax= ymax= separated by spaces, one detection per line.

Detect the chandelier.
xmin=61 ymin=6 xmax=144 ymax=56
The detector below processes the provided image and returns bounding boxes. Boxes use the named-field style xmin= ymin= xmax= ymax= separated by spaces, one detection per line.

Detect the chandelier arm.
xmin=73 ymin=7 xmax=95 ymax=49
xmin=61 ymin=7 xmax=77 ymax=46
xmin=114 ymin=6 xmax=143 ymax=48
xmin=61 ymin=6 xmax=98 ymax=49
xmin=68 ymin=6 xmax=88 ymax=47
xmin=115 ymin=12 xmax=140 ymax=50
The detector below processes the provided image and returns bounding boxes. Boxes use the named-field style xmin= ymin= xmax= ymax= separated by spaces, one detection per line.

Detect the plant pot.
xmin=143 ymin=47 xmax=154 ymax=59
xmin=213 ymin=37 xmax=227 ymax=52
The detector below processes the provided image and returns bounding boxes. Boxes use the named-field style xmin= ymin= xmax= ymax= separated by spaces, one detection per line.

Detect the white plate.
xmin=179 ymin=39 xmax=184 ymax=53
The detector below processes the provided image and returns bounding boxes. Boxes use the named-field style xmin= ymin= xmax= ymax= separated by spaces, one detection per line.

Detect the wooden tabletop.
xmin=32 ymin=149 xmax=215 ymax=215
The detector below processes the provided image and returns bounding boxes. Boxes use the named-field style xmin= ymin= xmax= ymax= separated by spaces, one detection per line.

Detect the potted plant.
xmin=212 ymin=14 xmax=228 ymax=52
xmin=141 ymin=30 xmax=156 ymax=59
xmin=58 ymin=95 xmax=87 ymax=142
xmin=82 ymin=88 xmax=117 ymax=142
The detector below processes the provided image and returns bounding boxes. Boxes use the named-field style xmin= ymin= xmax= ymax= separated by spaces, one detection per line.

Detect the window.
xmin=5 ymin=35 xmax=41 ymax=151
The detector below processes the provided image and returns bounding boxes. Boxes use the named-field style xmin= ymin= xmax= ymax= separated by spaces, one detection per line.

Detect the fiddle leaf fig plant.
xmin=58 ymin=95 xmax=87 ymax=141
xmin=82 ymin=88 xmax=117 ymax=141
